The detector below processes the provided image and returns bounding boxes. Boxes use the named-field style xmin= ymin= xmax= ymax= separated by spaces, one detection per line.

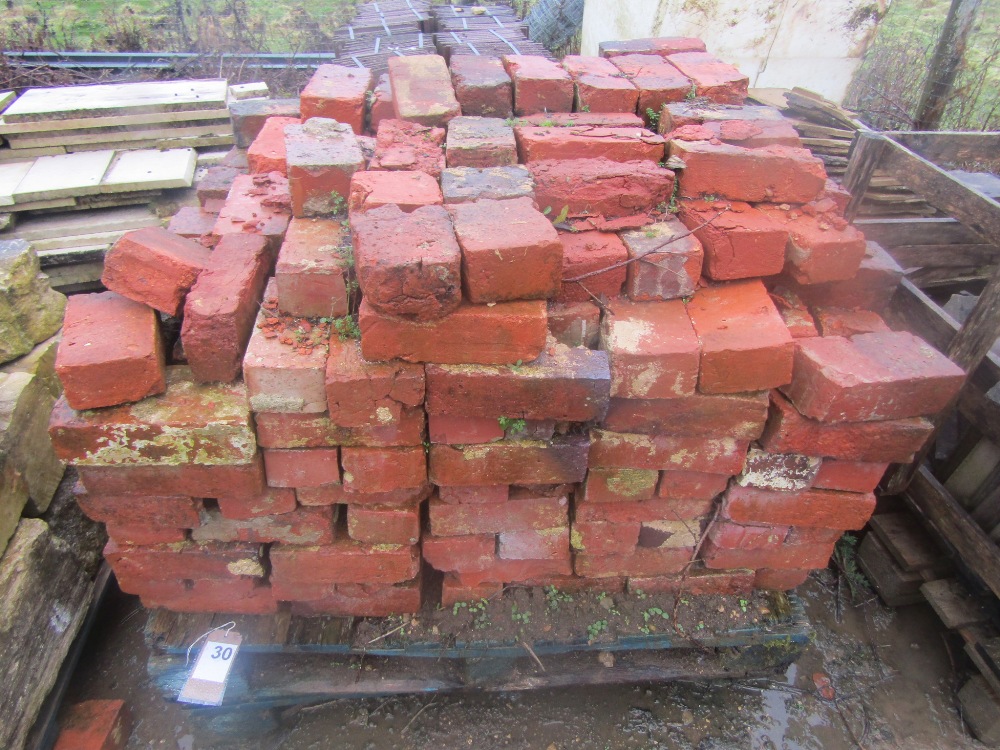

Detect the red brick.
xmin=441 ymin=574 xmax=503 ymax=606
xmin=678 ymin=200 xmax=788 ymax=281
xmin=212 ymin=172 xmax=291 ymax=255
xmin=289 ymin=580 xmax=421 ymax=616
xmin=55 ymin=292 xmax=165 ymax=410
xmin=273 ymin=217 xmax=349 ymax=318
xmin=244 ymin=281 xmax=328 ymax=413
xmin=708 ymin=520 xmax=788 ymax=550
xmin=666 ymin=51 xmax=748 ymax=104
xmin=369 ymin=73 xmax=395 ymax=132
xmin=348 ymin=170 xmax=443 ymax=213
xmin=575 ymin=496 xmax=713 ymax=524
xmin=813 ymin=308 xmax=889 ymax=338
xmin=671 ymin=140 xmax=826 ymax=203
xmin=423 ymin=532 xmax=496 ymax=572
xmin=269 ymin=538 xmax=420 ymax=586
xmin=247 ymin=115 xmax=298 ymax=174
xmin=637 ymin=519 xmax=700 ymax=549
xmin=628 ymin=566 xmax=755 ymax=596
xmin=441 ymin=164 xmax=537 ymax=204
xmin=217 ymin=487 xmax=297 ymax=519
xmin=341 ymin=446 xmax=426 ymax=493
xmin=519 ymin=574 xmax=627 ymax=593
xmin=105 ymin=539 xmax=266 ymax=590
xmin=445 ymin=116 xmax=517 ymax=168
xmin=571 ymin=520 xmax=641 ymax=555
xmin=553 ymin=232 xmax=627 ymax=305
xmin=589 ymin=429 xmax=749 ymax=474
xmin=754 ymin=568 xmax=811 ymax=590
xmin=449 ymin=55 xmax=513 ymax=118
xmin=448 ymin=197 xmax=561 ymax=303
xmin=562 ymin=55 xmax=639 ymax=113
xmin=359 ymin=298 xmax=547 ymax=365
xmin=193 ymin=505 xmax=337 ymax=545
xmin=389 ymin=54 xmax=460 ymax=126
xmin=656 ymin=469 xmax=730 ymax=500
xmin=254 ymin=408 xmax=426 ymax=448
xmin=454 ymin=557 xmax=573 ymax=586
xmin=602 ymin=391 xmax=768 ymax=439
xmin=813 ymin=459 xmax=887 ymax=493
xmin=102 ymin=227 xmax=212 ymax=316
xmin=55 ymin=699 xmax=130 ymax=750
xmin=516 ymin=125 xmax=666 ymax=163
xmin=702 ymin=537 xmax=835 ymax=571
xmin=428 ymin=414 xmax=504 ymax=444
xmin=300 ymin=64 xmax=373 ymax=134
xmin=78 ymin=457 xmax=266 ymax=499
xmin=105 ymin=525 xmax=186 ymax=545
xmin=785 ymin=526 xmax=844 ymax=546
xmin=198 ymin=165 xmax=242 ymax=206
xmin=503 ymin=54 xmax=574 ymax=115
xmin=297 ymin=483 xmax=430 ymax=508
xmin=438 ymin=485 xmax=509 ymax=504
xmin=621 ymin=217 xmax=704 ymax=301
xmin=669 ymin=118 xmax=801 ymax=148
xmin=599 ymin=37 xmax=706 ymax=58
xmin=531 ymin=159 xmax=674 ymax=223
xmin=723 ymin=484 xmax=876 ymax=529
xmin=348 ymin=503 xmax=421 ymax=545
xmin=136 ymin=577 xmax=277 ymax=614
xmin=369 ymin=119 xmax=446 ymax=178
xmin=285 ymin=118 xmax=365 ymax=218
xmin=609 ymin=54 xmax=692 ymax=118
xmin=759 ymin=206 xmax=867 ymax=284
xmin=548 ymin=300 xmax=601 ymax=348
xmin=499 ymin=526 xmax=569 ymax=560
xmin=430 ymin=492 xmax=567 ymax=536
xmin=583 ymin=467 xmax=659 ymax=502
xmin=182 ymin=233 xmax=270 ymax=383
xmin=263 ymin=448 xmax=340 ymax=488
xmin=425 ymin=344 xmax=610 ymax=422
xmin=325 ymin=338 xmax=424 ymax=428
xmin=783 ymin=332 xmax=965 ymax=423
xmin=230 ymin=98 xmax=300 ymax=147
xmin=575 ymin=547 xmax=691 ymax=578
xmin=600 ymin=299 xmax=699 ymax=398
xmin=166 ymin=206 xmax=217 ymax=245
xmin=518 ymin=112 xmax=645 ymax=127
xmin=769 ymin=286 xmax=819 ymax=338
xmin=430 ymin=436 xmax=589 ymax=486
xmin=687 ymin=279 xmax=795 ymax=394
xmin=736 ymin=446 xmax=820 ymax=492
xmin=353 ymin=204 xmax=461 ymax=320
xmin=72 ymin=484 xmax=200 ymax=528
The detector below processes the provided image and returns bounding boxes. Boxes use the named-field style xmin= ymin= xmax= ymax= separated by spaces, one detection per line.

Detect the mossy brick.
xmin=665 ymin=51 xmax=748 ymax=104
xmin=285 ymin=118 xmax=365 ymax=218
xmin=687 ymin=279 xmax=794 ymax=394
xmin=813 ymin=459 xmax=888 ymax=493
xmin=299 ymin=64 xmax=373 ymax=134
xmin=657 ymin=469 xmax=731 ymax=500
xmin=562 ymin=55 xmax=639 ymax=113
xmin=516 ymin=125 xmax=666 ymax=163
xmin=211 ymin=172 xmax=291 ymax=256
xmin=288 ymin=580 xmax=422 ymax=617
xmin=359 ymin=298 xmax=547 ymax=365
xmin=602 ymin=390 xmax=769 ymax=439
xmin=608 ymin=53 xmax=692 ymax=118
xmin=253 ymin=408 xmax=426 ymax=449
xmin=182 ymin=233 xmax=270 ymax=383
xmin=229 ymin=98 xmax=300 ymax=148
xmin=429 ymin=436 xmax=590 ymax=486
xmin=134 ymin=577 xmax=277 ymax=614
xmin=575 ymin=547 xmax=691 ymax=578
xmin=244 ymin=280 xmax=328 ymax=413
xmin=77 ymin=456 xmax=265 ymax=499
xmin=326 ymin=337 xmax=425 ymax=428
xmin=449 ymin=55 xmax=513 ymax=117
xmin=166 ymin=206 xmax=217 ymax=244
xmin=49 ymin=366 xmax=256 ymax=467
xmin=441 ymin=574 xmax=503 ymax=607
xmin=583 ymin=467 xmax=659 ymax=503
xmin=571 ymin=520 xmax=641 ymax=555
xmin=438 ymin=484 xmax=509 ymax=504
xmin=105 ymin=539 xmax=266 ymax=590
xmin=575 ymin=496 xmax=713 ymax=524
xmin=445 ymin=116 xmax=517 ymax=168
xmin=532 ymin=159 xmax=673 ymax=224
xmin=671 ymin=140 xmax=826 ymax=203
xmin=599 ymin=37 xmax=706 ymax=58
xmin=628 ymin=566 xmax=755 ymax=596
xmin=600 ymin=299 xmax=700 ymax=399
xmin=247 ymin=115 xmax=298 ymax=174
xmin=101 ymin=227 xmax=212 ymax=317
xmin=55 ymin=291 xmax=165 ymax=410
xmin=448 ymin=197 xmax=562 ymax=303
xmin=621 ymin=217 xmax=703 ymax=301
xmin=341 ymin=446 xmax=426 ymax=493
xmin=440 ymin=165 xmax=536 ymax=204
xmin=0 ymin=240 xmax=65 ymax=365
xmin=369 ymin=73 xmax=395 ymax=132
xmin=72 ymin=482 xmax=200 ymax=528
xmin=812 ymin=308 xmax=889 ymax=338
xmin=759 ymin=206 xmax=867 ymax=284
xmin=701 ymin=537 xmax=836 ymax=571
xmin=348 ymin=170 xmax=443 ymax=213
xmin=263 ymin=447 xmax=340 ymax=488
xmin=782 ymin=332 xmax=965 ymax=423
xmin=297 ymin=483 xmax=430 ymax=508
xmin=352 ymin=204 xmax=462 ymax=320
xmin=217 ymin=486 xmax=297 ymax=519
xmin=425 ymin=342 xmax=610 ymax=422
xmin=589 ymin=429 xmax=749 ymax=474
xmin=53 ymin=699 xmax=130 ymax=750
xmin=368 ymin=119 xmax=446 ymax=178
xmin=192 ymin=505 xmax=337 ymax=546
xmin=429 ymin=493 xmax=567 ymax=537
xmin=347 ymin=503 xmax=421 ymax=545
xmin=274 ymin=217 xmax=350 ymax=318
xmin=547 ymin=300 xmax=601 ymax=348
xmin=389 ymin=55 xmax=460 ymax=126
xmin=269 ymin=538 xmax=420 ymax=586
xmin=502 ymin=54 xmax=573 ymax=115
xmin=723 ymin=484 xmax=876 ymax=529
xmin=678 ymin=200 xmax=788 ymax=281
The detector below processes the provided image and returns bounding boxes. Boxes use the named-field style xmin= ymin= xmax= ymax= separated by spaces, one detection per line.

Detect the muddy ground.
xmin=62 ymin=571 xmax=987 ymax=750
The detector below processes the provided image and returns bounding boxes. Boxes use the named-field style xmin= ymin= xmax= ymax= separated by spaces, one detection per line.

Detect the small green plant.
xmin=509 ymin=359 xmax=524 ymax=374
xmin=542 ymin=206 xmax=553 ymax=215
xmin=704 ymin=194 xmax=718 ymax=202
xmin=640 ymin=606 xmax=670 ymax=634
xmin=329 ymin=190 xmax=347 ymax=215
xmin=580 ymin=104 xmax=591 ymax=112
xmin=739 ymin=598 xmax=749 ymax=614
xmin=834 ymin=533 xmax=869 ymax=601
xmin=644 ymin=228 xmax=657 ymax=238
xmin=469 ymin=598 xmax=491 ymax=630
xmin=544 ymin=585 xmax=573 ymax=611
xmin=335 ymin=245 xmax=355 ymax=268
xmin=551 ymin=205 xmax=570 ymax=224
xmin=587 ymin=619 xmax=609 ymax=640
xmin=453 ymin=601 xmax=468 ymax=616
xmin=685 ymin=83 xmax=698 ymax=100
xmin=498 ymin=416 xmax=527 ymax=433
xmin=331 ymin=315 xmax=360 ymax=341
xmin=540 ymin=118 xmax=556 ymax=127
xmin=633 ymin=588 xmax=647 ymax=601
xmin=645 ymin=107 xmax=661 ymax=129
xmin=511 ymin=603 xmax=531 ymax=626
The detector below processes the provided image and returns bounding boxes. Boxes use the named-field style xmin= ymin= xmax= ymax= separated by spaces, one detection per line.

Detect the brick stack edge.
xmin=48 ymin=41 xmax=966 ymax=616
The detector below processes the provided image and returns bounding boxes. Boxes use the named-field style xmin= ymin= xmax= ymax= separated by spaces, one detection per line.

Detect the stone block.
xmin=440 ymin=165 xmax=535 ymax=204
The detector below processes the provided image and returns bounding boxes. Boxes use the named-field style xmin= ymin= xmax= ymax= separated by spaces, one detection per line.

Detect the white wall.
xmin=581 ymin=0 xmax=891 ymax=104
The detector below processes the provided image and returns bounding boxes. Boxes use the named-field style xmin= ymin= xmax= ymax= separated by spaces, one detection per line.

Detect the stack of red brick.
xmin=47 ymin=39 xmax=966 ymax=616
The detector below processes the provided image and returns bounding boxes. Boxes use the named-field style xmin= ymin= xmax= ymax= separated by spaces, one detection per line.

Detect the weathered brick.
xmin=583 ymin=467 xmax=659 ymax=502
xmin=571 ymin=520 xmax=640 ymax=555
xmin=192 ymin=505 xmax=337 ymax=545
xmin=600 ymin=299 xmax=700 ymax=399
xmin=530 ymin=159 xmax=674 ymax=221
xmin=503 ymin=54 xmax=574 ymax=115
xmin=107 ymin=523 xmax=187 ymax=545
xmin=754 ymin=568 xmax=811 ymax=590
xmin=668 ymin=118 xmax=801 ymax=148
xmin=182 ymin=233 xmax=270 ymax=383
xmin=134 ymin=577 xmax=277 ymax=614
xmin=217 ymin=486 xmax=297 ymax=519
xmin=575 ymin=547 xmax=691 ymax=578
xmin=723 ymin=484 xmax=876 ymax=529
xmin=609 ymin=54 xmax=692 ymax=118
xmin=602 ymin=391 xmax=769 ymax=439
xmin=347 ymin=503 xmax=420 ymax=545
xmin=423 ymin=532 xmax=496 ymax=572
xmin=628 ymin=566 xmax=755 ymax=596
xmin=621 ymin=217 xmax=703 ymax=301
xmin=813 ymin=459 xmax=888 ymax=493
xmin=55 ymin=292 xmax=165 ymax=410
xmin=499 ymin=526 xmax=569 ymax=560
xmin=247 ymin=115 xmax=298 ymax=174
xmin=445 ymin=116 xmax=517 ymax=168
xmin=369 ymin=73 xmax=395 ymax=132
xmin=454 ymin=557 xmax=573 ymax=586
xmin=274 ymin=217 xmax=350 ymax=318
xmin=589 ymin=429 xmax=748 ymax=474
xmin=368 ymin=119 xmax=446 ymax=177
xmin=342 ymin=446 xmax=426 ymax=493
xmin=54 ymin=700 xmax=131 ymax=750
xmin=300 ymin=64 xmax=373 ymax=134
xmin=73 ymin=483 xmax=200 ymax=528
xmin=599 ymin=37 xmax=706 ymax=58
xmin=326 ymin=338 xmax=424 ymax=428
xmin=785 ymin=526 xmax=844 ymax=546
xmin=449 ymin=55 xmax=513 ymax=117
xmin=516 ymin=125 xmax=666 ymax=163
xmin=679 ymin=200 xmax=788 ymax=280
xmin=702 ymin=537 xmax=835 ymax=571
xmin=736 ymin=447 xmax=820 ymax=491
xmin=254 ymin=408 xmax=426 ymax=449
xmin=562 ymin=55 xmax=639 ymax=113
xmin=430 ymin=436 xmax=590 ymax=486
xmin=289 ymin=580 xmax=421 ymax=616
xmin=441 ymin=165 xmax=536 ymax=204
xmin=106 ymin=539 xmax=266 ymax=590
xmin=575 ymin=496 xmax=712 ymax=524
xmin=441 ymin=574 xmax=504 ymax=606
xmin=78 ymin=457 xmax=265 ymax=499
xmin=518 ymin=112 xmax=645 ymax=127
xmin=197 ymin=165 xmax=243 ymax=206
xmin=769 ymin=286 xmax=819 ymax=338
xmin=550 ymin=233 xmax=625 ymax=306
xmin=758 ymin=206 xmax=867 ymax=284
xmin=548 ymin=300 xmax=601 ymax=348
xmin=269 ymin=538 xmax=419 ymax=586
xmin=230 ymin=98 xmax=301 ymax=147
xmin=297 ymin=482 xmax=430 ymax=508
xmin=448 ymin=197 xmax=562 ymax=303
xmin=428 ymin=414 xmax=504 ymax=444
xmin=360 ymin=298 xmax=547 ymax=365
xmin=348 ymin=170 xmax=443 ymax=213
xmin=352 ymin=204 xmax=462 ymax=320
xmin=285 ymin=118 xmax=365 ymax=217
xmin=211 ymin=172 xmax=291 ymax=255
xmin=638 ymin=519 xmax=701 ymax=549
xmin=657 ymin=470 xmax=731 ymax=500
xmin=812 ymin=308 xmax=889 ymax=338
xmin=666 ymin=51 xmax=748 ymax=104
xmin=166 ymin=206 xmax=217 ymax=244
xmin=438 ymin=485 xmax=509 ymax=504
xmin=263 ymin=447 xmax=340 ymax=488
xmin=389 ymin=54 xmax=460 ymax=126
xmin=708 ymin=520 xmax=788 ymax=550
xmin=687 ymin=279 xmax=795 ymax=394
xmin=778 ymin=241 xmax=904 ymax=313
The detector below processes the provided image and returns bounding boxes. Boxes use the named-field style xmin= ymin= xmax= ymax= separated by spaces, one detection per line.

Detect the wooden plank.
xmin=857 ymin=532 xmax=927 ymax=607
xmin=958 ymin=675 xmax=1000 ymax=744
xmin=906 ymin=265 xmax=994 ymax=287
xmin=0 ymin=146 xmax=64 ymax=163
xmin=921 ymin=578 xmax=988 ymax=629
xmin=0 ymin=91 xmax=15 ymax=112
xmin=0 ymin=161 xmax=34 ymax=206
xmin=99 ymin=149 xmax=197 ymax=194
xmin=842 ymin=131 xmax=890 ymax=222
xmin=945 ymin=438 xmax=1000 ymax=506
xmin=869 ymin=512 xmax=945 ymax=572
xmin=36 ymin=245 xmax=108 ymax=267
xmin=0 ymin=107 xmax=232 ymax=135
xmin=856 ymin=215 xmax=988 ymax=248
xmin=11 ymin=150 xmax=114 ymax=202
xmin=964 ymin=640 xmax=1000 ymax=698
xmin=8 ymin=120 xmax=233 ymax=149
xmin=65 ymin=135 xmax=235 ymax=153
xmin=889 ymin=243 xmax=1000 ymax=267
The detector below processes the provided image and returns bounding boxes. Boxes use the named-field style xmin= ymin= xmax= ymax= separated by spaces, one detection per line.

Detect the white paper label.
xmin=190 ymin=639 xmax=239 ymax=683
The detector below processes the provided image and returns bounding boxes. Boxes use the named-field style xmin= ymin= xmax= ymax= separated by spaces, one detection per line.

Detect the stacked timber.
xmin=432 ymin=4 xmax=553 ymax=61
xmin=333 ymin=0 xmax=433 ymax=76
